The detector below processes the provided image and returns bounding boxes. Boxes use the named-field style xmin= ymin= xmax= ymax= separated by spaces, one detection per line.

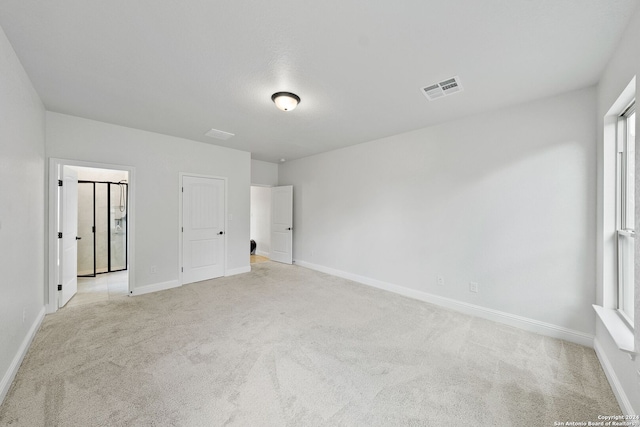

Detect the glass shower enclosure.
xmin=77 ymin=180 xmax=128 ymax=276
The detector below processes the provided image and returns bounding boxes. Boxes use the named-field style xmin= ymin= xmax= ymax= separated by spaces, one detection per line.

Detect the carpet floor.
xmin=0 ymin=262 xmax=620 ymax=426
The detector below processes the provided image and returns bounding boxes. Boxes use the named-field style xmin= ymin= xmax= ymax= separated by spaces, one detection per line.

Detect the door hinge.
xmin=58 ymin=232 xmax=62 ymax=239
xmin=182 ymin=187 xmax=184 ymax=192
xmin=57 ymin=284 xmax=62 ymax=291
xmin=181 ymin=267 xmax=183 ymax=272
xmin=58 ymin=180 xmax=63 ymax=187
xmin=181 ymin=227 xmax=183 ymax=232
xmin=92 ymin=226 xmax=95 ymax=233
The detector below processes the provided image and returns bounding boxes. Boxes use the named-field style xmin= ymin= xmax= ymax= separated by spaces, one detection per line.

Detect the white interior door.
xmin=59 ymin=166 xmax=78 ymax=307
xmin=270 ymin=185 xmax=293 ymax=264
xmin=182 ymin=176 xmax=225 ymax=284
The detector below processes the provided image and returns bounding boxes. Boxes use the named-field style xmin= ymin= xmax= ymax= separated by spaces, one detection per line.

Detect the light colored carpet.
xmin=0 ymin=262 xmax=620 ymax=426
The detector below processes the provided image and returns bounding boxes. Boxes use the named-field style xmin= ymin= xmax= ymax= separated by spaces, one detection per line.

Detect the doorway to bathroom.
xmin=77 ymin=178 xmax=128 ymax=276
xmin=48 ymin=159 xmax=134 ymax=312
xmin=68 ymin=166 xmax=129 ymax=308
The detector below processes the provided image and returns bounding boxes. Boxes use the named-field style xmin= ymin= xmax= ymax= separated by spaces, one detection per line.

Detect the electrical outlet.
xmin=22 ymin=308 xmax=26 ymax=324
xmin=636 ymin=370 xmax=640 ymax=388
xmin=469 ymin=282 xmax=479 ymax=293
xmin=150 ymin=265 xmax=157 ymax=274
xmin=437 ymin=275 xmax=445 ymax=286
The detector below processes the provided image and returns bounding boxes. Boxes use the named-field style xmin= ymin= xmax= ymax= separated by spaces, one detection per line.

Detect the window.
xmin=616 ymin=101 xmax=635 ymax=325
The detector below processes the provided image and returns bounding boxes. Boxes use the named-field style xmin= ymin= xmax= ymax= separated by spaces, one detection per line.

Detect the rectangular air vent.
xmin=421 ymin=76 xmax=463 ymax=101
xmin=205 ymin=128 xmax=235 ymax=140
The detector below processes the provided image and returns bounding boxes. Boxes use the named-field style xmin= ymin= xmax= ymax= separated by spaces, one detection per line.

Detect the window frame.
xmin=615 ymin=100 xmax=636 ymax=327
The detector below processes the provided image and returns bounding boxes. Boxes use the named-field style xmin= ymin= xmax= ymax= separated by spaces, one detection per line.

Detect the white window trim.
xmin=595 ymin=76 xmax=636 ymax=358
xmin=615 ymin=102 xmax=635 ymax=326
xmin=593 ymin=305 xmax=636 ymax=359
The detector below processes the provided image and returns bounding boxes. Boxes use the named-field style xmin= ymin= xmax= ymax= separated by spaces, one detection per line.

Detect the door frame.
xmin=178 ymin=172 xmax=228 ymax=285
xmin=47 ymin=158 xmax=136 ymax=313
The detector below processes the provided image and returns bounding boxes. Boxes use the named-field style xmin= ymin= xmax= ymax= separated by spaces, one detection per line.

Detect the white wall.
xmin=0 ymin=25 xmax=46 ymax=402
xmin=251 ymin=159 xmax=278 ymax=186
xmin=279 ymin=87 xmax=597 ymax=336
xmin=595 ymin=3 xmax=640 ymax=415
xmin=250 ymin=186 xmax=271 ymax=256
xmin=46 ymin=112 xmax=251 ymax=292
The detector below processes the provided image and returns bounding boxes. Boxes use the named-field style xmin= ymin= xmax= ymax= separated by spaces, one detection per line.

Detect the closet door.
xmin=182 ymin=176 xmax=225 ymax=284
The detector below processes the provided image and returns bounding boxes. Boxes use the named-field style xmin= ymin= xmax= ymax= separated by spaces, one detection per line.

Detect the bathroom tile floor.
xmin=65 ymin=270 xmax=129 ymax=308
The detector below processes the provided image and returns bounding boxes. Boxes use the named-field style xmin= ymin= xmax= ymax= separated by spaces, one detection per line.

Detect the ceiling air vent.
xmin=205 ymin=128 xmax=235 ymax=140
xmin=421 ymin=76 xmax=463 ymax=101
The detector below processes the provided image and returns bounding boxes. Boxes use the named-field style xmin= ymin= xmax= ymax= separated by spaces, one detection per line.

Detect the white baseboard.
xmin=0 ymin=306 xmax=46 ymax=405
xmin=294 ymin=259 xmax=594 ymax=347
xmin=132 ymin=268 xmax=252 ymax=295
xmin=593 ymin=338 xmax=635 ymax=414
xmin=130 ymin=280 xmax=180 ymax=296
xmin=255 ymin=250 xmax=270 ymax=258
xmin=226 ymin=266 xmax=251 ymax=277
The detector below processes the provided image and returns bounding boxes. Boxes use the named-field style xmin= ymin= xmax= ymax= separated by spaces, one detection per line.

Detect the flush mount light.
xmin=271 ymin=92 xmax=300 ymax=111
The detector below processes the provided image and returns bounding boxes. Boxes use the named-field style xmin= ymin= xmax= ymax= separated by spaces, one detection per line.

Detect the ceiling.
xmin=0 ymin=0 xmax=637 ymax=163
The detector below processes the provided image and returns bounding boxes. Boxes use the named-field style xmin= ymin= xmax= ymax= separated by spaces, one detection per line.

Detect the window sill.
xmin=593 ymin=305 xmax=637 ymax=360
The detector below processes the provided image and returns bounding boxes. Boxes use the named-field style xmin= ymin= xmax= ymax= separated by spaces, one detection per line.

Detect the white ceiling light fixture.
xmin=271 ymin=92 xmax=300 ymax=111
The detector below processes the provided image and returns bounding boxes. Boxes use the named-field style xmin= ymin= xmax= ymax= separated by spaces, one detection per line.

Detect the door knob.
xmin=287 ymin=227 xmax=292 ymax=231
xmin=75 ymin=236 xmax=82 ymax=240
xmin=218 ymin=231 xmax=224 ymax=235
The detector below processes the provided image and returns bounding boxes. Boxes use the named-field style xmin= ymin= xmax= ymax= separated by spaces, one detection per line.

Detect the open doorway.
xmin=250 ymin=185 xmax=293 ymax=265
xmin=67 ymin=166 xmax=129 ymax=308
xmin=48 ymin=159 xmax=135 ymax=313
xmin=250 ymin=185 xmax=271 ymax=264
